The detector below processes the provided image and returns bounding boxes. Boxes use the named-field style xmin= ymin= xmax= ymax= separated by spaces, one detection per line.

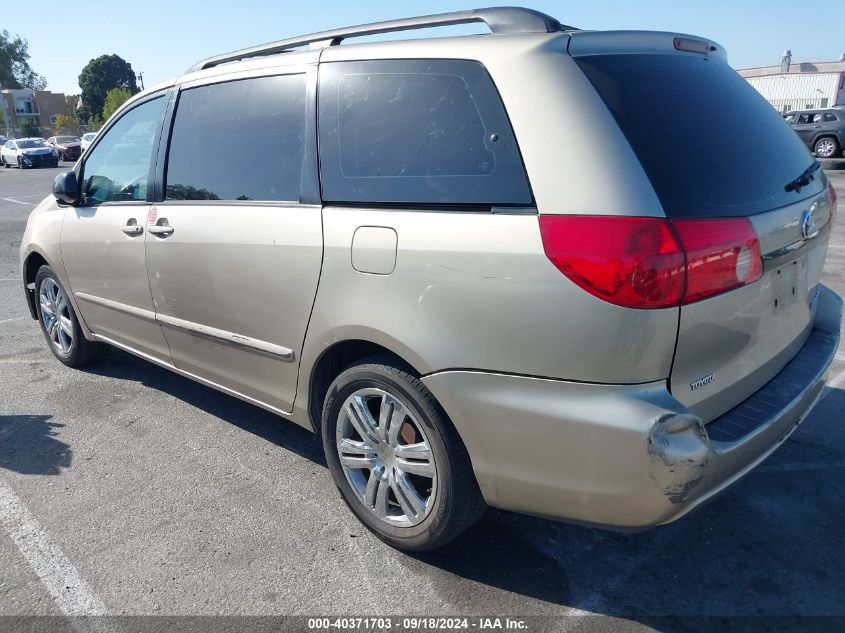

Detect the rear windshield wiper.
xmin=784 ymin=161 xmax=821 ymax=193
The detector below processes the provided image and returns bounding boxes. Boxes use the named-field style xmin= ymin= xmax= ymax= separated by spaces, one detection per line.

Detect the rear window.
xmin=575 ymin=54 xmax=817 ymax=217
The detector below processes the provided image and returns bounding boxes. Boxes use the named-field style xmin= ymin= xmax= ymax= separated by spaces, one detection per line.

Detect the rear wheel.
xmin=814 ymin=137 xmax=840 ymax=158
xmin=322 ymin=356 xmax=485 ymax=551
xmin=35 ymin=265 xmax=104 ymax=367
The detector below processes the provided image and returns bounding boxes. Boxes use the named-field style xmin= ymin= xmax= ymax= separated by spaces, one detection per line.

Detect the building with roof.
xmin=737 ymin=53 xmax=845 ymax=113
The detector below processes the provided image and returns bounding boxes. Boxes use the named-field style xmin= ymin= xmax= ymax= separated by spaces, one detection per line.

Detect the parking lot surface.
xmin=1 ymin=165 xmax=844 ymax=630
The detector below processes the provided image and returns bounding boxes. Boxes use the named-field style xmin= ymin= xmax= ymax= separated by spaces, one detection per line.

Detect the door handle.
xmin=121 ymin=219 xmax=143 ymax=236
xmin=148 ymin=220 xmax=174 ymax=237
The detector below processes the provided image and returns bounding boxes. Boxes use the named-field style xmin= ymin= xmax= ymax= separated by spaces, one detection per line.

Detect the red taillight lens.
xmin=539 ymin=215 xmax=763 ymax=308
xmin=671 ymin=218 xmax=762 ymax=303
xmin=539 ymin=216 xmax=684 ymax=309
xmin=829 ymin=180 xmax=838 ymax=225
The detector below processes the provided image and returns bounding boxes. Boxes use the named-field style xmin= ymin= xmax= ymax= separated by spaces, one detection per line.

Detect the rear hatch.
xmin=570 ymin=32 xmax=834 ymax=422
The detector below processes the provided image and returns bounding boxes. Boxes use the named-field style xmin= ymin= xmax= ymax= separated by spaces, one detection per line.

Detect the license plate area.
xmin=771 ymin=256 xmax=808 ymax=314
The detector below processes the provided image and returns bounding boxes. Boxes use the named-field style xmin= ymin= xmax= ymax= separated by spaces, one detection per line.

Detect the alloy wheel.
xmin=336 ymin=388 xmax=437 ymax=527
xmin=39 ymin=278 xmax=74 ymax=355
xmin=816 ymin=138 xmax=836 ymax=158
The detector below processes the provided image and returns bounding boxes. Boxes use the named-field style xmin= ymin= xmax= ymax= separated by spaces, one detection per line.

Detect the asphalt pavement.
xmin=1 ymin=164 xmax=844 ymax=632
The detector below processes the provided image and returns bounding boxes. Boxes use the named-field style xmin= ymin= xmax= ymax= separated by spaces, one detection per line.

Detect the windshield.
xmin=575 ymin=54 xmax=819 ymax=217
xmin=83 ymin=134 xmax=95 ymax=141
xmin=56 ymin=136 xmax=79 ymax=143
xmin=17 ymin=140 xmax=45 ymax=149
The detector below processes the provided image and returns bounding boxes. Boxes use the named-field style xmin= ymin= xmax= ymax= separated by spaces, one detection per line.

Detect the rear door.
xmin=144 ymin=66 xmax=322 ymax=413
xmin=572 ymin=41 xmax=833 ymax=422
xmin=793 ymin=112 xmax=822 ymax=146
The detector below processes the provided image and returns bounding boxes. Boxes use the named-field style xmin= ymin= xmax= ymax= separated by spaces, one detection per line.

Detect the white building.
xmin=737 ymin=54 xmax=845 ymax=113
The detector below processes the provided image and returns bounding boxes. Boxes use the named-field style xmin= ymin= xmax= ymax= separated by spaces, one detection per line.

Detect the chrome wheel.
xmin=39 ymin=278 xmax=74 ymax=355
xmin=336 ymin=388 xmax=437 ymax=527
xmin=815 ymin=138 xmax=837 ymax=158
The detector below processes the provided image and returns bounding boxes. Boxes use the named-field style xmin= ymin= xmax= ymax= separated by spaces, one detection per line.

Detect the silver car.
xmin=19 ymin=8 xmax=842 ymax=550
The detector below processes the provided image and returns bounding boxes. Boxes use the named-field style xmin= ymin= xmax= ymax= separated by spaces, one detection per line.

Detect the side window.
xmin=824 ymin=113 xmax=838 ymax=123
xmin=318 ymin=59 xmax=531 ymax=206
xmin=783 ymin=113 xmax=796 ymax=124
xmin=81 ymin=96 xmax=165 ymax=204
xmin=165 ymin=74 xmax=306 ymax=202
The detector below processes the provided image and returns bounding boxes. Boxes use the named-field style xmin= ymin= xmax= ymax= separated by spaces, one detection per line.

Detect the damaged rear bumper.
xmin=421 ymin=285 xmax=842 ymax=530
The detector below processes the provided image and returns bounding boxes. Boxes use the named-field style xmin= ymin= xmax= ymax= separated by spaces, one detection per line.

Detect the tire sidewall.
xmin=322 ymin=365 xmax=456 ymax=550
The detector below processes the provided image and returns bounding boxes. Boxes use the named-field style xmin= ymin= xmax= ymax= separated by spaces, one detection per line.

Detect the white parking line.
xmin=827 ymin=366 xmax=845 ymax=390
xmin=0 ymin=316 xmax=28 ymax=324
xmin=2 ymin=198 xmax=35 ymax=207
xmin=0 ymin=476 xmax=107 ymax=615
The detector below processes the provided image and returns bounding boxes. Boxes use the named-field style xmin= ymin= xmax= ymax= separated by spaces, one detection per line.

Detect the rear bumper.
xmin=422 ymin=285 xmax=842 ymax=529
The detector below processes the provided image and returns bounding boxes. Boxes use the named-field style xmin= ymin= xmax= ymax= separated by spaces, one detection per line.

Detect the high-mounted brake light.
xmin=829 ymin=180 xmax=838 ymax=225
xmin=674 ymin=37 xmax=710 ymax=55
xmin=539 ymin=215 xmax=763 ymax=309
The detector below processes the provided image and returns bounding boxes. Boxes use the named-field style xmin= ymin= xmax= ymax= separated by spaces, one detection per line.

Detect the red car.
xmin=46 ymin=136 xmax=82 ymax=161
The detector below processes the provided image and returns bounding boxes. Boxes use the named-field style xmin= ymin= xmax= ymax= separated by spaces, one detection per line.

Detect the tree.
xmin=101 ymin=88 xmax=131 ymax=121
xmin=78 ymin=54 xmax=138 ymax=123
xmin=87 ymin=114 xmax=104 ymax=132
xmin=53 ymin=113 xmax=74 ymax=132
xmin=0 ymin=30 xmax=47 ymax=90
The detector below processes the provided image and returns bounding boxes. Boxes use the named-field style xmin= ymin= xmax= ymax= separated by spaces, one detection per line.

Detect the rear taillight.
xmin=829 ymin=180 xmax=838 ymax=225
xmin=671 ymin=218 xmax=763 ymax=303
xmin=539 ymin=216 xmax=684 ymax=309
xmin=539 ymin=215 xmax=762 ymax=309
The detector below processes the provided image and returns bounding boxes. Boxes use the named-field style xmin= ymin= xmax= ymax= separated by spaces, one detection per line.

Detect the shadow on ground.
xmin=0 ymin=415 xmax=70 ymax=475
xmin=81 ymin=348 xmax=324 ymax=466
xmin=78 ymin=348 xmax=845 ymax=620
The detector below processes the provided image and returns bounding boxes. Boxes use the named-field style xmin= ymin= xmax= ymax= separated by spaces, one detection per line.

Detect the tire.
xmin=34 ymin=265 xmax=104 ymax=367
xmin=1 ymin=156 xmax=7 ymax=168
xmin=322 ymin=355 xmax=485 ymax=551
xmin=17 ymin=157 xmax=24 ymax=169
xmin=814 ymin=136 xmax=840 ymax=159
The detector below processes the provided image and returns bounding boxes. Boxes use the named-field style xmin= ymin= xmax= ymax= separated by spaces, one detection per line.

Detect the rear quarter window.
xmin=575 ymin=54 xmax=817 ymax=217
xmin=318 ymin=59 xmax=531 ymax=206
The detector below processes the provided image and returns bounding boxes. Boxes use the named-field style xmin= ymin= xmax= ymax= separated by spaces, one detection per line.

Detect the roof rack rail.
xmin=188 ymin=7 xmax=575 ymax=72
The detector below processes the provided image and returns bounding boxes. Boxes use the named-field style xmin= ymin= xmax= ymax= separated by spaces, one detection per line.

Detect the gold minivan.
xmin=20 ymin=8 xmax=842 ymax=550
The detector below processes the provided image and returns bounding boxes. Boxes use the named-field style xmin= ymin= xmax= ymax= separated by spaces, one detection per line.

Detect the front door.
xmin=60 ymin=93 xmax=171 ymax=361
xmin=144 ymin=70 xmax=322 ymax=413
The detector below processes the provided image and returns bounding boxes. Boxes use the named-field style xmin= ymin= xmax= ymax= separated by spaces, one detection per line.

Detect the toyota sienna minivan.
xmin=20 ymin=7 xmax=842 ymax=550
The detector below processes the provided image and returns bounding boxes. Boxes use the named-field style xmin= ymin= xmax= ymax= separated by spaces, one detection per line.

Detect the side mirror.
xmin=53 ymin=171 xmax=80 ymax=205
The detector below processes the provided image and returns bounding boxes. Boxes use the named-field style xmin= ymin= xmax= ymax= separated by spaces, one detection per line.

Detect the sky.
xmin=4 ymin=0 xmax=845 ymax=96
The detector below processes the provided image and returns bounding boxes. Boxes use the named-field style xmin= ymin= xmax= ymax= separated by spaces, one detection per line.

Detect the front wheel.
xmin=17 ymin=157 xmax=24 ymax=169
xmin=322 ymin=356 xmax=485 ymax=551
xmin=814 ymin=137 xmax=840 ymax=158
xmin=35 ymin=265 xmax=104 ymax=366
xmin=1 ymin=156 xmax=7 ymax=168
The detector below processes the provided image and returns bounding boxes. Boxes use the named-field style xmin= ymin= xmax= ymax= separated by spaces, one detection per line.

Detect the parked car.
xmin=0 ymin=135 xmax=7 ymax=145
xmin=46 ymin=136 xmax=83 ymax=162
xmin=2 ymin=137 xmax=59 ymax=168
xmin=80 ymin=132 xmax=97 ymax=153
xmin=783 ymin=108 xmax=845 ymax=158
xmin=20 ymin=8 xmax=842 ymax=551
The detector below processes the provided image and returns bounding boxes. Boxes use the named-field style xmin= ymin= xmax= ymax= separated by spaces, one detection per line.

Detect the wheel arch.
xmin=22 ymin=250 xmax=50 ymax=319
xmin=305 ymin=337 xmax=426 ymax=433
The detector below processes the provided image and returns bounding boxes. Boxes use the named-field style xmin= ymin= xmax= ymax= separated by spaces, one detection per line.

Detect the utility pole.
xmin=137 ymin=72 xmax=145 ymax=91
